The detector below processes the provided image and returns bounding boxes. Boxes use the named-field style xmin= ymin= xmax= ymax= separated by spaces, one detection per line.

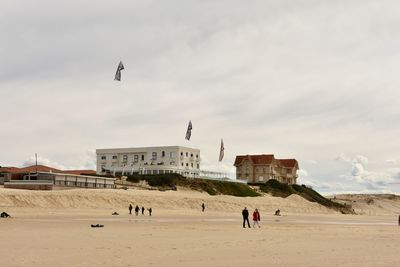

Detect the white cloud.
xmin=336 ymin=154 xmax=351 ymax=163
xmin=385 ymin=159 xmax=397 ymax=164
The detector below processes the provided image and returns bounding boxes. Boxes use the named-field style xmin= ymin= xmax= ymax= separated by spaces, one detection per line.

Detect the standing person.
xmin=202 ymin=203 xmax=205 ymax=212
xmin=398 ymin=215 xmax=400 ymax=226
xmin=242 ymin=207 xmax=251 ymax=228
xmin=135 ymin=205 xmax=139 ymax=216
xmin=253 ymin=208 xmax=261 ymax=228
xmin=141 ymin=206 xmax=145 ymax=215
xmin=129 ymin=204 xmax=133 ymax=215
xmin=148 ymin=208 xmax=152 ymax=216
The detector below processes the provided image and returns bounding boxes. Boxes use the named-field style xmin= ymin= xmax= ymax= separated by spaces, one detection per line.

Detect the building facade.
xmin=234 ymin=154 xmax=298 ymax=184
xmin=96 ymin=146 xmax=201 ymax=177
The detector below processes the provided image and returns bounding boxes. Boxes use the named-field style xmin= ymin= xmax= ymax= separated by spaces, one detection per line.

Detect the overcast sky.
xmin=1 ymin=0 xmax=400 ymax=194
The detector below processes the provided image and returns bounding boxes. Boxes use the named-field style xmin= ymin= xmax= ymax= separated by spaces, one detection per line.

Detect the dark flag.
xmin=219 ymin=139 xmax=224 ymax=162
xmin=114 ymin=61 xmax=125 ymax=81
xmin=185 ymin=120 xmax=192 ymax=140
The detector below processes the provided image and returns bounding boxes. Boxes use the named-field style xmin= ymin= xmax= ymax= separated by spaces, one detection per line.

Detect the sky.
xmin=1 ymin=0 xmax=400 ymax=194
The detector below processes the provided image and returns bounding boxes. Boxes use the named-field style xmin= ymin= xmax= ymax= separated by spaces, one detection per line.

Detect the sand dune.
xmin=332 ymin=194 xmax=400 ymax=215
xmin=0 ymin=187 xmax=333 ymax=214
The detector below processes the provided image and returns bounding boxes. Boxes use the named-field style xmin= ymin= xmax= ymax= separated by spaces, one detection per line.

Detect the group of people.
xmin=129 ymin=204 xmax=152 ymax=216
xmin=242 ymin=207 xmax=261 ymax=228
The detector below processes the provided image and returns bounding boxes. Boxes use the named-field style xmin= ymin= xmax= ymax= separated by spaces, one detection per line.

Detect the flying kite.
xmin=185 ymin=120 xmax=192 ymax=140
xmin=114 ymin=61 xmax=125 ymax=81
xmin=219 ymin=139 xmax=224 ymax=162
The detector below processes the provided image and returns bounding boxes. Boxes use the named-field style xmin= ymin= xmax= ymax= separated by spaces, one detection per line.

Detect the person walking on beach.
xmin=135 ymin=205 xmax=140 ymax=216
xmin=202 ymin=203 xmax=205 ymax=212
xmin=141 ymin=206 xmax=145 ymax=215
xmin=148 ymin=208 xmax=152 ymax=216
xmin=129 ymin=204 xmax=133 ymax=215
xmin=242 ymin=207 xmax=251 ymax=228
xmin=252 ymin=208 xmax=261 ymax=228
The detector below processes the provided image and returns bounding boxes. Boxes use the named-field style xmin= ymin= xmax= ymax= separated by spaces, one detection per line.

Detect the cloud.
xmin=336 ymin=154 xmax=351 ymax=163
xmin=385 ymin=159 xmax=397 ymax=164
xmin=347 ymin=155 xmax=395 ymax=188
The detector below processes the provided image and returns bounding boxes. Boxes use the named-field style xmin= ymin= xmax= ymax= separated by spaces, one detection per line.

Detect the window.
xmin=101 ymin=156 xmax=106 ymax=160
xmin=112 ymin=155 xmax=117 ymax=160
xmin=162 ymin=151 xmax=165 ymax=157
xmin=152 ymin=152 xmax=157 ymax=160
xmin=134 ymin=155 xmax=139 ymax=162
xmin=186 ymin=163 xmax=189 ymax=167
xmin=196 ymin=154 xmax=199 ymax=158
xmin=170 ymin=152 xmax=175 ymax=158
xmin=123 ymin=155 xmax=128 ymax=162
xmin=197 ymin=164 xmax=199 ymax=169
xmin=190 ymin=153 xmax=193 ymax=157
xmin=186 ymin=152 xmax=188 ymax=157
xmin=181 ymin=163 xmax=184 ymax=166
xmin=191 ymin=163 xmax=193 ymax=167
xmin=141 ymin=155 xmax=144 ymax=161
xmin=180 ymin=152 xmax=183 ymax=156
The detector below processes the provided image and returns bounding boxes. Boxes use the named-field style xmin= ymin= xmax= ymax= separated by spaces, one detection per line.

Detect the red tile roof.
xmin=234 ymin=155 xmax=275 ymax=166
xmin=18 ymin=165 xmax=62 ymax=173
xmin=0 ymin=165 xmax=96 ymax=175
xmin=0 ymin=167 xmax=20 ymax=173
xmin=278 ymin=159 xmax=298 ymax=169
xmin=234 ymin=155 xmax=299 ymax=169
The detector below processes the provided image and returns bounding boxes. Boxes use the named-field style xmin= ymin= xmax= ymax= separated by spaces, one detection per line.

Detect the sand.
xmin=1 ymin=188 xmax=399 ymax=267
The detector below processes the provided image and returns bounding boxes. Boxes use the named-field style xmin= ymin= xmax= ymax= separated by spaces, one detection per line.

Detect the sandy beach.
xmin=1 ymin=188 xmax=399 ymax=267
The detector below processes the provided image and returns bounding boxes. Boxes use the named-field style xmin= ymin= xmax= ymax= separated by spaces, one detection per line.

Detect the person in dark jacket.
xmin=202 ymin=203 xmax=205 ymax=212
xmin=129 ymin=204 xmax=133 ymax=215
xmin=242 ymin=207 xmax=250 ymax=228
xmin=141 ymin=206 xmax=145 ymax=215
xmin=148 ymin=208 xmax=152 ymax=216
xmin=135 ymin=205 xmax=140 ymax=216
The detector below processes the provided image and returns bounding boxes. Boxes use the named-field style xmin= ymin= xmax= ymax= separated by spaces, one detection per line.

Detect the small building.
xmin=3 ymin=172 xmax=115 ymax=190
xmin=0 ymin=165 xmax=114 ymax=190
xmin=234 ymin=154 xmax=298 ymax=184
xmin=96 ymin=146 xmax=201 ymax=178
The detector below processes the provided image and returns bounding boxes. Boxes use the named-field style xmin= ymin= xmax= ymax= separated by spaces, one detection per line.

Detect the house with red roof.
xmin=234 ymin=154 xmax=298 ymax=184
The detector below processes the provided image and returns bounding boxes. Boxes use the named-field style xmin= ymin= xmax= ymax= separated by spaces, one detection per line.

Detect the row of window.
xmin=100 ymin=151 xmax=199 ymax=161
xmin=181 ymin=162 xmax=200 ymax=169
xmin=237 ymin=166 xmax=293 ymax=174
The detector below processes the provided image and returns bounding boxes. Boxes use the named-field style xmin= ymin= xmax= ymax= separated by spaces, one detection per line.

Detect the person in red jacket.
xmin=252 ymin=208 xmax=261 ymax=228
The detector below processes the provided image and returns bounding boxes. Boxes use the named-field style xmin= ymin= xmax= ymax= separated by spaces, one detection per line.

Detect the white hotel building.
xmin=96 ymin=146 xmax=201 ymax=177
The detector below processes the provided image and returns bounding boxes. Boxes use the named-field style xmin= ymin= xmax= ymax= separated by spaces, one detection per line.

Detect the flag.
xmin=114 ymin=61 xmax=125 ymax=81
xmin=185 ymin=120 xmax=192 ymax=140
xmin=219 ymin=139 xmax=224 ymax=162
